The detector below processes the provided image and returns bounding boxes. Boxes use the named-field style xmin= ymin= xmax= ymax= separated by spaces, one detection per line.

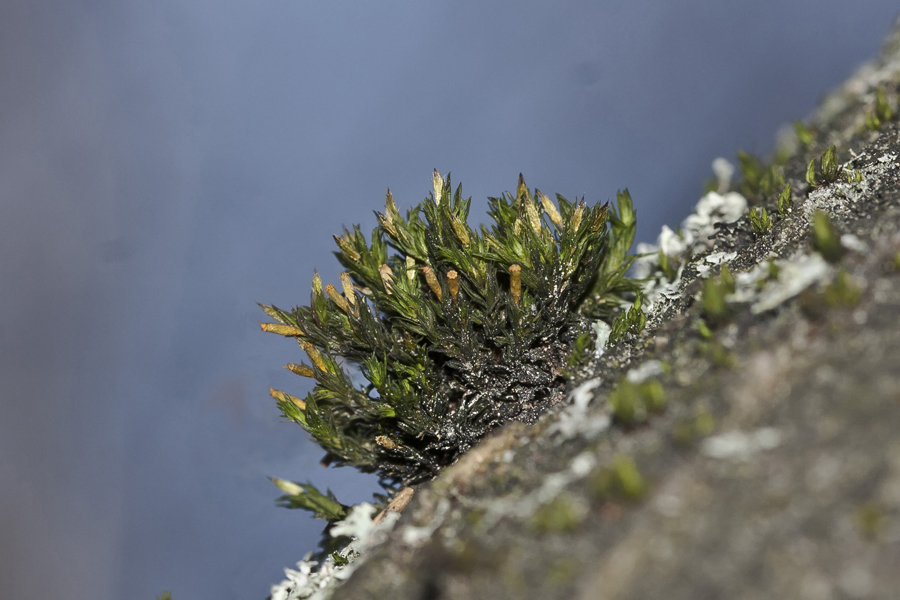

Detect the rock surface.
xmin=327 ymin=19 xmax=900 ymax=600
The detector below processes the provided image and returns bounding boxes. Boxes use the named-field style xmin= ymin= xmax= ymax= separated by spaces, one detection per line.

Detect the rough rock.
xmin=327 ymin=19 xmax=900 ymax=600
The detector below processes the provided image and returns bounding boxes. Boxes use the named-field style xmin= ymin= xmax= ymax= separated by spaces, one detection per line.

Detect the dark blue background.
xmin=1 ymin=2 xmax=896 ymax=599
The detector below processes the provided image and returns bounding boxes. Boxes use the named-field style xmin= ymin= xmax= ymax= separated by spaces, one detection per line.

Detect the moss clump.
xmin=544 ymin=557 xmax=581 ymax=585
xmin=811 ymin=210 xmax=845 ymax=264
xmin=824 ymin=269 xmax=862 ymax=307
xmin=855 ymin=503 xmax=885 ymax=540
xmin=793 ymin=121 xmax=815 ymax=150
xmin=749 ymin=206 xmax=772 ymax=235
xmin=701 ymin=265 xmax=735 ymax=326
xmin=589 ymin=455 xmax=646 ymax=501
xmin=261 ymin=171 xmax=639 ymax=505
xmin=608 ymin=292 xmax=647 ymax=345
xmin=776 ymin=183 xmax=793 ymax=218
xmin=737 ymin=151 xmax=785 ymax=201
xmin=805 ymin=145 xmax=842 ymax=188
xmin=864 ymin=88 xmax=898 ymax=131
xmin=531 ymin=495 xmax=586 ymax=534
xmin=673 ymin=409 xmax=715 ymax=445
xmin=608 ymin=378 xmax=666 ymax=425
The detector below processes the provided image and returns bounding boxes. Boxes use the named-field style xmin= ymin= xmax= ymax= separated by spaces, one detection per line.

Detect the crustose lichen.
xmin=260 ymin=171 xmax=639 ymax=516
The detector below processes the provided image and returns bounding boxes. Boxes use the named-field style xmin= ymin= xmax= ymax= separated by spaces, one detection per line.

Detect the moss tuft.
xmin=590 ymin=455 xmax=646 ymax=500
xmin=608 ymin=378 xmax=666 ymax=425
xmin=261 ymin=172 xmax=640 ymax=513
xmin=531 ymin=495 xmax=586 ymax=534
xmin=810 ymin=210 xmax=845 ymax=264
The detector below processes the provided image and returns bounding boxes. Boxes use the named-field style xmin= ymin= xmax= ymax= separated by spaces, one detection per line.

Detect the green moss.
xmin=655 ymin=249 xmax=681 ymax=283
xmin=466 ymin=509 xmax=486 ymax=527
xmin=544 ymin=557 xmax=581 ymax=586
xmin=674 ymin=408 xmax=716 ymax=445
xmin=268 ymin=478 xmax=349 ymax=521
xmin=697 ymin=338 xmax=737 ymax=369
xmin=672 ymin=421 xmax=694 ymax=445
xmin=811 ymin=210 xmax=845 ymax=263
xmin=609 ymin=378 xmax=666 ymax=425
xmin=590 ymin=455 xmax=647 ymax=501
xmin=864 ymin=89 xmax=897 ymax=131
xmin=701 ymin=266 xmax=735 ymax=326
xmin=737 ymin=151 xmax=785 ymax=201
xmin=261 ymin=171 xmax=640 ymax=513
xmin=609 ymin=292 xmax=647 ymax=345
xmin=824 ymin=269 xmax=862 ymax=307
xmin=793 ymin=121 xmax=815 ymax=150
xmin=531 ymin=495 xmax=586 ymax=534
xmin=846 ymin=169 xmax=863 ymax=184
xmin=565 ymin=331 xmax=596 ymax=377
xmin=749 ymin=206 xmax=772 ymax=235
xmin=694 ymin=410 xmax=715 ymax=435
xmin=696 ymin=319 xmax=713 ymax=340
xmin=776 ymin=184 xmax=793 ymax=218
xmin=806 ymin=145 xmax=842 ymax=188
xmin=753 ymin=259 xmax=780 ymax=292
xmin=855 ymin=503 xmax=885 ymax=540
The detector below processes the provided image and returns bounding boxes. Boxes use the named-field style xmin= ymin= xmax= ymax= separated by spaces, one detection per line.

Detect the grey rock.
xmin=332 ymin=17 xmax=900 ymax=600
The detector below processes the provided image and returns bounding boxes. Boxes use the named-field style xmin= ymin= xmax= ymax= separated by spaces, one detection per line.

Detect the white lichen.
xmin=626 ymin=360 xmax=665 ymax=384
xmin=547 ymin=378 xmax=611 ymax=440
xmin=712 ymin=157 xmax=735 ymax=193
xmin=268 ymin=503 xmax=401 ymax=600
xmin=592 ymin=320 xmax=612 ymax=358
xmin=728 ymin=252 xmax=831 ymax=314
xmin=468 ymin=450 xmax=598 ymax=532
xmin=840 ymin=234 xmax=868 ymax=253
xmin=700 ymin=427 xmax=782 ymax=460
xmin=634 ymin=159 xmax=747 ymax=311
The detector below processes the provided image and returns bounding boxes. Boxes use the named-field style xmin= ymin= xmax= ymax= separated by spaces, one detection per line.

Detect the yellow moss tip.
xmin=517 ymin=173 xmax=528 ymax=201
xmin=377 ymin=212 xmax=397 ymax=237
xmin=447 ymin=270 xmax=459 ymax=300
xmin=432 ymin=169 xmax=443 ymax=203
xmin=450 ymin=214 xmax=470 ymax=246
xmin=301 ymin=341 xmax=328 ymax=372
xmin=260 ymin=322 xmax=305 ymax=336
xmin=269 ymin=476 xmax=304 ymax=496
xmin=333 ymin=234 xmax=361 ymax=262
xmin=285 ymin=363 xmax=315 ymax=378
xmin=536 ymin=189 xmax=562 ymax=226
xmin=422 ymin=266 xmax=442 ymax=301
xmin=339 ymin=272 xmax=356 ymax=307
xmin=524 ymin=197 xmax=543 ymax=234
xmin=571 ymin=201 xmax=585 ymax=231
xmin=509 ymin=264 xmax=522 ymax=306
xmin=312 ymin=271 xmax=323 ymax=296
xmin=405 ymin=256 xmax=416 ymax=281
xmin=269 ymin=387 xmax=306 ymax=409
xmin=513 ymin=218 xmax=523 ymax=236
xmin=379 ymin=264 xmax=394 ymax=294
xmin=325 ymin=283 xmax=350 ymax=313
xmin=385 ymin=188 xmax=396 ymax=212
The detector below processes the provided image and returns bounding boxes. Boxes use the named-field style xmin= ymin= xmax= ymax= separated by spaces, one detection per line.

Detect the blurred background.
xmin=1 ymin=1 xmax=897 ymax=598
